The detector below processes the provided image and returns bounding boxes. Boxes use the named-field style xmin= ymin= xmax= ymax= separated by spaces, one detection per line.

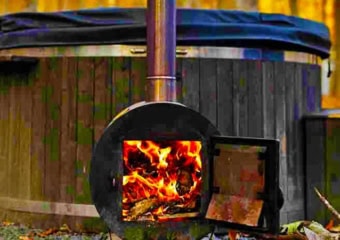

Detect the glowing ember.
xmin=122 ymin=140 xmax=203 ymax=221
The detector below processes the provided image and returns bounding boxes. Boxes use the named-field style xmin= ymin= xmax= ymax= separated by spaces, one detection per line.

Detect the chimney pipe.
xmin=146 ymin=0 xmax=177 ymax=102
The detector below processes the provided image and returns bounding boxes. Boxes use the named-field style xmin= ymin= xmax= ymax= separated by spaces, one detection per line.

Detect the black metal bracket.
xmin=0 ymin=55 xmax=39 ymax=74
xmin=0 ymin=55 xmax=39 ymax=64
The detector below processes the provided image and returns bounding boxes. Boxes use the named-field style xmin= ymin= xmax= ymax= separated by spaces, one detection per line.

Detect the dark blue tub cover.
xmin=0 ymin=8 xmax=331 ymax=59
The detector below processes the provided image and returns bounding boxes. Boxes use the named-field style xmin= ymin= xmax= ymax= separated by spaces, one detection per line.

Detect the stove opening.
xmin=122 ymin=140 xmax=203 ymax=222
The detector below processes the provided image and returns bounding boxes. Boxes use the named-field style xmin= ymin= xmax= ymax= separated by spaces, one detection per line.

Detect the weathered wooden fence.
xmin=0 ymin=55 xmax=321 ymax=231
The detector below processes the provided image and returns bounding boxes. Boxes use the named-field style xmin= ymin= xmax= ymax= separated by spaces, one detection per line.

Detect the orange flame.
xmin=122 ymin=140 xmax=202 ymax=220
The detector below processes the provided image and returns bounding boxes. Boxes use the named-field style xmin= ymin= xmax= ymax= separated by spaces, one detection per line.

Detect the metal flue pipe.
xmin=146 ymin=0 xmax=177 ymax=102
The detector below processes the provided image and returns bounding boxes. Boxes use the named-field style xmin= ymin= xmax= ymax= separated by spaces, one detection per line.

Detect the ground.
xmin=0 ymin=222 xmax=107 ymax=240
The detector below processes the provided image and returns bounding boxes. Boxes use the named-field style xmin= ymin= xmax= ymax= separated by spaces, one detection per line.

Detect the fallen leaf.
xmin=59 ymin=223 xmax=71 ymax=233
xmin=2 ymin=221 xmax=14 ymax=226
xmin=37 ymin=228 xmax=58 ymax=237
xmin=325 ymin=220 xmax=334 ymax=230
xmin=19 ymin=236 xmax=33 ymax=240
xmin=329 ymin=225 xmax=340 ymax=233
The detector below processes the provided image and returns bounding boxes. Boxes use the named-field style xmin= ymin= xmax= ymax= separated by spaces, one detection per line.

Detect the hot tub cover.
xmin=0 ymin=8 xmax=331 ymax=58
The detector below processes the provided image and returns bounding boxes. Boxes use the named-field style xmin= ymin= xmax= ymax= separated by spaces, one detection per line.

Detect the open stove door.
xmin=206 ymin=135 xmax=280 ymax=235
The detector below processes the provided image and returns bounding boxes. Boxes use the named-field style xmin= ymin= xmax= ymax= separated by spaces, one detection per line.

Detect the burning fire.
xmin=122 ymin=140 xmax=203 ymax=221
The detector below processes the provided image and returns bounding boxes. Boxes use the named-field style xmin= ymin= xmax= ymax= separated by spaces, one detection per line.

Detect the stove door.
xmin=206 ymin=135 xmax=280 ymax=235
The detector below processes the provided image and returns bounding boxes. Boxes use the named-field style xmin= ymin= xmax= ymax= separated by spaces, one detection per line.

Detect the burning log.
xmin=184 ymin=198 xmax=197 ymax=209
xmin=176 ymin=169 xmax=194 ymax=195
xmin=128 ymin=198 xmax=160 ymax=220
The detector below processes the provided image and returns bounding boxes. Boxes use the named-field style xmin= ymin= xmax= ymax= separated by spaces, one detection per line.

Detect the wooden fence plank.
xmin=0 ymin=73 xmax=9 ymax=220
xmin=304 ymin=119 xmax=326 ymax=223
xmin=285 ymin=63 xmax=304 ymax=221
xmin=199 ymin=59 xmax=217 ymax=125
xmin=305 ymin=64 xmax=321 ymax=113
xmin=94 ymin=57 xmax=110 ymax=143
xmin=3 ymin=77 xmax=9 ymax=199
xmin=274 ymin=62 xmax=288 ymax=217
xmin=293 ymin=63 xmax=304 ymax=218
xmin=247 ymin=60 xmax=263 ymax=138
xmin=31 ymin=59 xmax=47 ymax=201
xmin=0 ymin=74 xmax=6 ymax=198
xmin=44 ymin=58 xmax=62 ymax=203
xmin=19 ymin=70 xmax=32 ymax=200
xmin=325 ymin=119 xmax=340 ymax=222
xmin=262 ymin=61 xmax=275 ymax=138
xmin=182 ymin=59 xmax=199 ymax=112
xmin=16 ymin=82 xmax=23 ymax=201
xmin=113 ymin=57 xmax=130 ymax=115
xmin=9 ymin=78 xmax=20 ymax=199
xmin=76 ymin=58 xmax=94 ymax=205
xmin=313 ymin=65 xmax=322 ymax=112
xmin=105 ymin=59 xmax=113 ymax=123
xmin=285 ymin=62 xmax=295 ymax=207
xmin=130 ymin=57 xmax=146 ymax=104
xmin=216 ymin=59 xmax=233 ymax=135
xmin=233 ymin=60 xmax=248 ymax=136
xmin=60 ymin=57 xmax=77 ymax=204
xmin=0 ymin=76 xmax=3 ymax=157
xmin=303 ymin=64 xmax=323 ymax=223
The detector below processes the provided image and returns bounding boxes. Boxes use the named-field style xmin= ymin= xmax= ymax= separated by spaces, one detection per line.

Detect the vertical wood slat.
xmin=106 ymin=59 xmax=113 ymax=123
xmin=325 ymin=119 xmax=340 ymax=222
xmin=16 ymin=80 xmax=22 ymax=201
xmin=314 ymin=66 xmax=322 ymax=112
xmin=247 ymin=60 xmax=263 ymax=138
xmin=304 ymin=119 xmax=326 ymax=223
xmin=199 ymin=59 xmax=217 ymax=126
xmin=42 ymin=57 xmax=62 ymax=229
xmin=44 ymin=58 xmax=62 ymax=203
xmin=63 ymin=58 xmax=78 ymax=228
xmin=216 ymin=59 xmax=233 ymax=135
xmin=94 ymin=58 xmax=110 ymax=143
xmin=274 ymin=62 xmax=288 ymax=218
xmin=110 ymin=58 xmax=116 ymax=119
xmin=303 ymin=64 xmax=323 ymax=222
xmin=233 ymin=60 xmax=248 ymax=136
xmin=76 ymin=58 xmax=94 ymax=204
xmin=3 ymin=78 xmax=9 ymax=199
xmin=8 ymin=78 xmax=19 ymax=199
xmin=0 ymin=74 xmax=6 ymax=197
xmin=20 ymin=70 xmax=32 ymax=200
xmin=60 ymin=58 xmax=77 ymax=204
xmin=182 ymin=58 xmax=199 ymax=112
xmin=31 ymin=59 xmax=47 ymax=201
xmin=294 ymin=63 xmax=304 ymax=218
xmin=113 ymin=57 xmax=130 ymax=115
xmin=130 ymin=57 xmax=146 ymax=104
xmin=262 ymin=61 xmax=275 ymax=138
xmin=305 ymin=64 xmax=322 ymax=113
xmin=285 ymin=62 xmax=295 ymax=211
xmin=284 ymin=63 xmax=305 ymax=221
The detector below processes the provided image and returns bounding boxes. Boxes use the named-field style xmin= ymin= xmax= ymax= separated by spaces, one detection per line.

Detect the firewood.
xmin=129 ymin=198 xmax=160 ymax=220
xmin=176 ymin=169 xmax=193 ymax=195
xmin=184 ymin=199 xmax=197 ymax=209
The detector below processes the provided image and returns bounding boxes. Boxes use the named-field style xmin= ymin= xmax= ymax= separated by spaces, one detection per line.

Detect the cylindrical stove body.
xmin=146 ymin=0 xmax=177 ymax=101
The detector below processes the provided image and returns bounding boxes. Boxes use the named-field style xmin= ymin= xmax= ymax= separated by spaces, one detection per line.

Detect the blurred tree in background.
xmin=0 ymin=0 xmax=339 ymax=108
